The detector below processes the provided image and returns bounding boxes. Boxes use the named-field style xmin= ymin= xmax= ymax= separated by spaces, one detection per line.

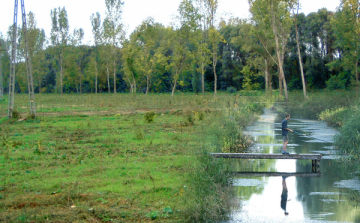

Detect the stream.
xmin=226 ymin=107 xmax=360 ymax=223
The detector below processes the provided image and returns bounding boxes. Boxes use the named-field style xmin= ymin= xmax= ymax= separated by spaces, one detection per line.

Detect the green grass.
xmin=0 ymin=92 xmax=272 ymax=222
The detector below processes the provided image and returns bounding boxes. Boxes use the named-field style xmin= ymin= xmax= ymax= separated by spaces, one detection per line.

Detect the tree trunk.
xmin=133 ymin=77 xmax=137 ymax=94
xmin=60 ymin=54 xmax=63 ymax=94
xmin=95 ymin=60 xmax=98 ymax=94
xmin=265 ymin=58 xmax=269 ymax=94
xmin=113 ymin=59 xmax=116 ymax=94
xmin=294 ymin=10 xmax=307 ymax=99
xmin=278 ymin=50 xmax=288 ymax=100
xmin=128 ymin=79 xmax=134 ymax=94
xmin=106 ymin=61 xmax=110 ymax=94
xmin=172 ymin=78 xmax=177 ymax=97
xmin=213 ymin=55 xmax=217 ymax=95
xmin=270 ymin=2 xmax=288 ymax=101
xmin=278 ymin=64 xmax=283 ymax=96
xmin=202 ymin=62 xmax=205 ymax=94
xmin=79 ymin=70 xmax=82 ymax=94
xmin=356 ymin=59 xmax=359 ymax=93
xmin=146 ymin=74 xmax=150 ymax=95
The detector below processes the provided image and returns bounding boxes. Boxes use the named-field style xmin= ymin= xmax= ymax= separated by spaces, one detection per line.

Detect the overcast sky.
xmin=0 ymin=0 xmax=341 ymax=45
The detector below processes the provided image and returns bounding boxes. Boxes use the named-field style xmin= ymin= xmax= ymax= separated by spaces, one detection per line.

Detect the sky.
xmin=0 ymin=0 xmax=341 ymax=45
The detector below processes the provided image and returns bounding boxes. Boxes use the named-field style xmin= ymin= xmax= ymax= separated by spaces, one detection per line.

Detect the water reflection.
xmin=227 ymin=107 xmax=360 ymax=222
xmin=281 ymin=176 xmax=290 ymax=216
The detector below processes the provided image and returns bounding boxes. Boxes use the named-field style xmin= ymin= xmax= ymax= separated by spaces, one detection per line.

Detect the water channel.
xmin=226 ymin=107 xmax=360 ymax=223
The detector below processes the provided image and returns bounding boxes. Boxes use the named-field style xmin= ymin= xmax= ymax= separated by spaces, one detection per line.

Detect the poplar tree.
xmin=71 ymin=28 xmax=84 ymax=93
xmin=293 ymin=1 xmax=307 ymax=98
xmin=332 ymin=0 xmax=360 ymax=91
xmin=204 ymin=0 xmax=220 ymax=95
xmin=104 ymin=0 xmax=124 ymax=94
xmin=50 ymin=7 xmax=69 ymax=94
xmin=91 ymin=12 xmax=102 ymax=94
xmin=135 ymin=18 xmax=167 ymax=95
xmin=26 ymin=12 xmax=46 ymax=94
xmin=249 ymin=0 xmax=296 ymax=100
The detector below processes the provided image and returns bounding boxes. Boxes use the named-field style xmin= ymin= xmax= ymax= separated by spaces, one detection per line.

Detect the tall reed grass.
xmin=183 ymin=96 xmax=272 ymax=222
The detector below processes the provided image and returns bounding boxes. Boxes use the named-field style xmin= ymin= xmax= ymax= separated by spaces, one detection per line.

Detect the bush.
xmin=334 ymin=110 xmax=360 ymax=161
xmin=185 ymin=111 xmax=195 ymax=126
xmin=319 ymin=107 xmax=353 ymax=127
xmin=144 ymin=111 xmax=155 ymax=123
xmin=326 ymin=73 xmax=350 ymax=90
xmin=11 ymin=109 xmax=20 ymax=119
xmin=226 ymin=86 xmax=237 ymax=94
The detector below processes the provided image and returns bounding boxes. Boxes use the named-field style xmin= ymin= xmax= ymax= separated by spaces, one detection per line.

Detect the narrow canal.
xmin=226 ymin=107 xmax=360 ymax=223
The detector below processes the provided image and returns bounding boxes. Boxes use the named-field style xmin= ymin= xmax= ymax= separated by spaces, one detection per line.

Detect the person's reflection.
xmin=281 ymin=176 xmax=290 ymax=215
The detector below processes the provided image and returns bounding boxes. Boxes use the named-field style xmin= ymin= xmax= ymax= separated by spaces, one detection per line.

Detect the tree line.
xmin=0 ymin=0 xmax=359 ymax=97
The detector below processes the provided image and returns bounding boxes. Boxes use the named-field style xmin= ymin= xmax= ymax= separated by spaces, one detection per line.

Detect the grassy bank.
xmin=0 ymin=93 xmax=271 ymax=222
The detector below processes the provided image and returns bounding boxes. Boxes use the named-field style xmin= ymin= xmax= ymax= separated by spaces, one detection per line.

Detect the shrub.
xmin=185 ymin=111 xmax=195 ymax=126
xmin=144 ymin=111 xmax=155 ymax=123
xmin=195 ymin=110 xmax=205 ymax=121
xmin=319 ymin=107 xmax=353 ymax=127
xmin=226 ymin=86 xmax=237 ymax=94
xmin=326 ymin=72 xmax=350 ymax=90
xmin=334 ymin=110 xmax=360 ymax=161
xmin=11 ymin=109 xmax=20 ymax=119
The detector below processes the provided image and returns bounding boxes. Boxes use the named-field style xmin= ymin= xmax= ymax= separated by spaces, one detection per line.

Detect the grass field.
xmin=0 ymin=92 xmax=271 ymax=222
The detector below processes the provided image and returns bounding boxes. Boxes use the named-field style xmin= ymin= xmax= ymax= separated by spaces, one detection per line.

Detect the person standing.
xmin=282 ymin=114 xmax=293 ymax=155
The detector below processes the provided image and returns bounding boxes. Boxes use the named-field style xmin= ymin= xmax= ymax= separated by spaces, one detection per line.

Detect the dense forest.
xmin=0 ymin=0 xmax=359 ymax=97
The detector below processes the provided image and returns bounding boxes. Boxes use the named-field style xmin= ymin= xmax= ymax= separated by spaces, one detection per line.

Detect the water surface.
xmin=227 ymin=107 xmax=360 ymax=223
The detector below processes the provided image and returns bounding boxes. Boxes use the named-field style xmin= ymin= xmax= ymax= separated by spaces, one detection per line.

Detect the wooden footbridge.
xmin=210 ymin=153 xmax=322 ymax=173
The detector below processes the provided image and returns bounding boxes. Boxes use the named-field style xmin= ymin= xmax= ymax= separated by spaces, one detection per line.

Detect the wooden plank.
xmin=232 ymin=172 xmax=321 ymax=177
xmin=210 ymin=153 xmax=322 ymax=160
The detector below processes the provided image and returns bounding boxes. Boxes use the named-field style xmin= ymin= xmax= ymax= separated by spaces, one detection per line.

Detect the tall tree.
xmin=293 ymin=1 xmax=307 ymax=98
xmin=168 ymin=0 xmax=198 ymax=96
xmin=204 ymin=0 xmax=219 ymax=95
xmin=71 ymin=28 xmax=85 ymax=93
xmin=208 ymin=26 xmax=222 ymax=95
xmin=135 ymin=18 xmax=167 ymax=94
xmin=91 ymin=12 xmax=102 ymax=94
xmin=332 ymin=0 xmax=360 ymax=91
xmin=249 ymin=0 xmax=296 ymax=100
xmin=25 ymin=12 xmax=46 ymax=93
xmin=122 ymin=38 xmax=139 ymax=94
xmin=104 ymin=0 xmax=124 ymax=94
xmin=194 ymin=0 xmax=211 ymax=93
xmin=50 ymin=7 xmax=69 ymax=94
xmin=0 ymin=38 xmax=4 ymax=100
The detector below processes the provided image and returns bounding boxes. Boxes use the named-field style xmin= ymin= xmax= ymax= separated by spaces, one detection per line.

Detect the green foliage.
xmin=147 ymin=211 xmax=159 ymax=220
xmin=11 ymin=109 xmax=20 ymax=119
xmin=144 ymin=111 xmax=155 ymax=123
xmin=241 ymin=66 xmax=260 ymax=91
xmin=334 ymin=110 xmax=360 ymax=163
xmin=226 ymin=86 xmax=237 ymax=94
xmin=288 ymin=90 xmax=358 ymax=119
xmin=184 ymin=111 xmax=195 ymax=126
xmin=184 ymin=150 xmax=234 ymax=222
xmin=326 ymin=73 xmax=350 ymax=90
xmin=319 ymin=107 xmax=353 ymax=127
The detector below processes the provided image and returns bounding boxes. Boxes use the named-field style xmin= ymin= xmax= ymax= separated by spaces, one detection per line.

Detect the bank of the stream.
xmin=0 ymin=93 xmax=273 ymax=222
